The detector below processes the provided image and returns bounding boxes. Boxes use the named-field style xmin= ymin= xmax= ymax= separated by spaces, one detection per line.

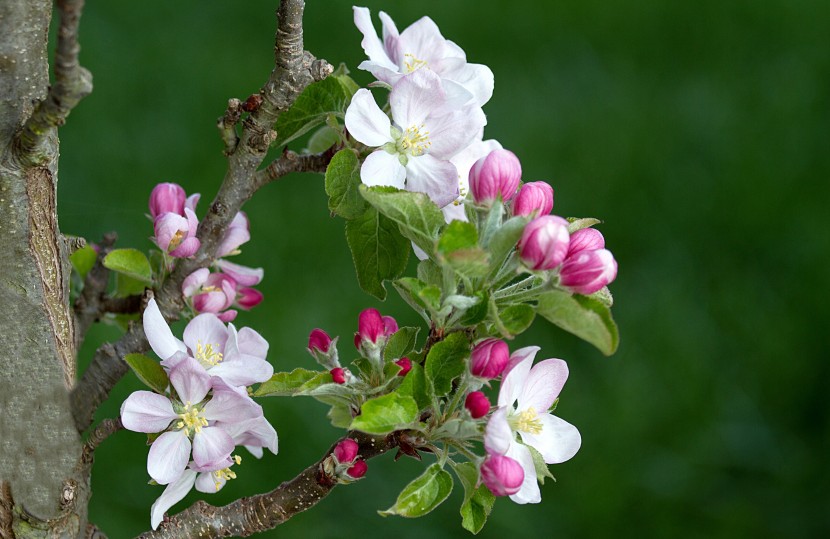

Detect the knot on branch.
xmin=310 ymin=57 xmax=333 ymax=82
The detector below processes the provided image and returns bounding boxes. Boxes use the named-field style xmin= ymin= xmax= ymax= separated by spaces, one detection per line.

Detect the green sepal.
xmin=424 ymin=332 xmax=469 ymax=397
xmin=253 ymin=368 xmax=320 ymax=397
xmin=103 ymin=248 xmax=152 ymax=284
xmin=345 ymin=206 xmax=410 ymax=300
xmin=527 ymin=444 xmax=556 ymax=484
xmin=566 ymin=217 xmax=602 ymax=233
xmin=69 ymin=244 xmax=97 ymax=279
xmin=379 ymin=463 xmax=453 ymax=518
xmin=383 ymin=326 xmax=420 ymax=362
xmin=325 ymin=148 xmax=366 ymax=219
xmin=350 ymin=392 xmax=419 ymax=434
xmin=417 ymin=258 xmax=443 ymax=287
xmin=124 ymin=353 xmax=169 ymax=394
xmin=536 ymin=290 xmax=619 ymax=355
xmin=359 ymin=185 xmax=444 ymax=255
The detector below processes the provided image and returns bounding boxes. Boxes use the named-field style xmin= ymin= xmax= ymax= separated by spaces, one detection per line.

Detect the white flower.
xmin=345 ymin=69 xmax=485 ymax=208
xmin=484 ymin=347 xmax=581 ymax=504
xmin=353 ymin=6 xmax=494 ymax=107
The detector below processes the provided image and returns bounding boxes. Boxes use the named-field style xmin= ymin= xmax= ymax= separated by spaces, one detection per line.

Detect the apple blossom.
xmin=216 ymin=211 xmax=251 ymax=258
xmin=153 ymin=208 xmax=200 ymax=258
xmin=346 ymin=460 xmax=368 ymax=479
xmin=333 ymin=439 xmax=359 ymax=464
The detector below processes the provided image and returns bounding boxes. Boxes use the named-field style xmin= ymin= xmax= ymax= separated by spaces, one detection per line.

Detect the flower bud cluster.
xmin=326 ymin=439 xmax=368 ymax=482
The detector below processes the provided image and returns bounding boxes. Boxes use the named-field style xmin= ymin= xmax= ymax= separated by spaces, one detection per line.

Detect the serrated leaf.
xmin=437 ymin=220 xmax=478 ymax=255
xmin=396 ymin=362 xmax=430 ymax=411
xmin=417 ymin=258 xmax=443 ymax=287
xmin=274 ymin=76 xmax=353 ymax=147
xmin=124 ymin=353 xmax=169 ymax=393
xmin=451 ymin=461 xmax=495 ymax=534
xmin=537 ymin=290 xmax=619 ymax=355
xmin=345 ymin=207 xmax=410 ymax=300
xmin=306 ymin=124 xmax=340 ymax=153
xmin=527 ymin=444 xmax=556 ymax=484
xmin=566 ymin=217 xmax=601 ymax=234
xmin=325 ymin=149 xmax=366 ymax=219
xmin=499 ymin=304 xmax=536 ymax=336
xmin=103 ymin=248 xmax=152 ymax=284
xmin=350 ymin=392 xmax=419 ymax=434
xmin=384 ymin=326 xmax=420 ymax=362
xmin=69 ymin=244 xmax=97 ymax=279
xmin=296 ymin=371 xmax=336 ymax=393
xmin=359 ymin=186 xmax=444 ymax=254
xmin=379 ymin=463 xmax=453 ymax=518
xmin=393 ymin=278 xmax=430 ymax=320
xmin=253 ymin=368 xmax=320 ymax=397
xmin=424 ymin=332 xmax=469 ymax=397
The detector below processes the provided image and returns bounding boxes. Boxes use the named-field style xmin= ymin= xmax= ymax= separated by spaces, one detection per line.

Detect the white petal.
xmin=404 ymin=154 xmax=459 ymax=208
xmin=143 ymin=299 xmax=186 ymax=360
xmin=168 ymin=356 xmax=211 ymax=404
xmin=498 ymin=346 xmax=539 ymax=408
xmin=202 ymin=379 xmax=262 ymax=423
xmin=120 ymin=391 xmax=177 ymax=433
xmin=506 ymin=442 xmax=542 ymax=504
xmin=353 ymin=6 xmax=397 ymax=71
xmin=236 ymin=327 xmax=269 ymax=359
xmin=361 ymin=150 xmax=406 ymax=188
xmin=209 ymin=353 xmax=273 ymax=387
xmin=148 ymin=431 xmax=191 ymax=485
xmin=520 ymin=414 xmax=582 ymax=465
xmin=183 ymin=313 xmax=228 ymax=355
xmin=345 ymin=89 xmax=392 ymax=147
xmin=519 ymin=358 xmax=569 ymax=413
xmin=441 ymin=61 xmax=495 ymax=107
xmin=356 ymin=61 xmax=403 ymax=87
xmin=389 ymin=69 xmax=446 ymax=129
xmin=195 ymin=471 xmax=226 ymax=494
xmin=150 ymin=470 xmax=197 ymax=529
xmin=398 ymin=16 xmax=461 ymax=65
xmin=423 ymin=106 xmax=487 ymax=160
xmin=192 ymin=427 xmax=234 ymax=469
xmin=484 ymin=407 xmax=513 ymax=456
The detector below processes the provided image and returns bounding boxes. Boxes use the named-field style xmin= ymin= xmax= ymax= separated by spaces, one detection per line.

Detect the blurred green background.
xmin=58 ymin=0 xmax=829 ymax=537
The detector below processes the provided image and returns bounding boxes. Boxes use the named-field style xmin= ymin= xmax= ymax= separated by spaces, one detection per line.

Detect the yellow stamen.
xmin=168 ymin=230 xmax=185 ymax=250
xmin=195 ymin=340 xmax=223 ymax=367
xmin=399 ymin=124 xmax=431 ymax=157
xmin=177 ymin=402 xmax=208 ymax=436
xmin=403 ymin=53 xmax=428 ymax=73
xmin=513 ymin=407 xmax=544 ymax=435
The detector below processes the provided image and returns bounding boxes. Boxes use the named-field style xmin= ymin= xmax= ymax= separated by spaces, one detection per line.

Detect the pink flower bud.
xmin=382 ymin=315 xmax=398 ymax=336
xmin=395 ymin=357 xmax=412 ymax=377
xmin=308 ymin=329 xmax=332 ymax=354
xmin=518 ymin=215 xmax=570 ymax=270
xmin=346 ymin=460 xmax=368 ymax=479
xmin=567 ymin=228 xmax=605 ymax=258
xmin=333 ymin=439 xmax=359 ymax=464
xmin=559 ymin=249 xmax=618 ymax=295
xmin=357 ymin=308 xmax=385 ymax=344
xmin=470 ymin=338 xmax=510 ymax=379
xmin=331 ymin=367 xmax=346 ymax=385
xmin=217 ymin=310 xmax=238 ymax=323
xmin=153 ymin=208 xmax=201 ymax=258
xmin=480 ymin=454 xmax=524 ymax=496
xmin=469 ymin=149 xmax=522 ymax=204
xmin=149 ymin=183 xmax=186 ymax=219
xmin=236 ymin=287 xmax=263 ymax=310
xmin=513 ymin=181 xmax=554 ymax=217
xmin=464 ymin=391 xmax=490 ymax=419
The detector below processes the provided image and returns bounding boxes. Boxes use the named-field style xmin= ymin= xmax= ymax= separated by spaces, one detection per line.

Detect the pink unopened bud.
xmin=308 ymin=329 xmax=332 ymax=354
xmin=518 ymin=215 xmax=570 ymax=271
xmin=513 ymin=181 xmax=554 ymax=217
xmin=469 ymin=149 xmax=522 ymax=204
xmin=480 ymin=455 xmax=524 ymax=496
xmin=470 ymin=338 xmax=510 ymax=379
xmin=382 ymin=315 xmax=398 ymax=336
xmin=149 ymin=183 xmax=186 ymax=219
xmin=395 ymin=357 xmax=412 ymax=377
xmin=346 ymin=460 xmax=368 ymax=479
xmin=217 ymin=310 xmax=237 ymax=323
xmin=331 ymin=367 xmax=346 ymax=385
xmin=465 ymin=391 xmax=490 ymax=419
xmin=333 ymin=439 xmax=359 ymax=464
xmin=357 ymin=308 xmax=385 ymax=344
xmin=560 ymin=249 xmax=618 ymax=295
xmin=153 ymin=208 xmax=200 ymax=258
xmin=236 ymin=287 xmax=263 ymax=310
xmin=567 ymin=228 xmax=605 ymax=258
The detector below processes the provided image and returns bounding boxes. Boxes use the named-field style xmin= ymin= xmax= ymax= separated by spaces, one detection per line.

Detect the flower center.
xmin=195 ymin=340 xmax=223 ymax=367
xmin=209 ymin=455 xmax=242 ymax=491
xmin=169 ymin=230 xmax=185 ymax=250
xmin=511 ymin=407 xmax=544 ymax=435
xmin=175 ymin=402 xmax=208 ymax=437
xmin=397 ymin=124 xmax=431 ymax=157
xmin=403 ymin=53 xmax=428 ymax=73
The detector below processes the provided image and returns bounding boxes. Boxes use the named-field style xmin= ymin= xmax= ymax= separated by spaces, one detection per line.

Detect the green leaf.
xmin=325 ymin=149 xmax=367 ymax=219
xmin=254 ymin=368 xmax=320 ymax=397
xmin=379 ymin=463 xmax=453 ymax=518
xmin=487 ymin=215 xmax=529 ymax=273
xmin=306 ymin=124 xmax=340 ymax=153
xmin=103 ymin=248 xmax=152 ymax=284
xmin=479 ymin=199 xmax=504 ymax=247
xmin=327 ymin=402 xmax=354 ymax=429
xmin=437 ymin=220 xmax=478 ymax=255
xmin=384 ymin=326 xmax=420 ymax=362
xmin=350 ymin=392 xmax=419 ymax=434
xmin=499 ymin=304 xmax=536 ymax=336
xmin=69 ymin=245 xmax=97 ymax=279
xmin=436 ymin=220 xmax=489 ymax=278
xmin=537 ymin=290 xmax=620 ymax=355
xmin=566 ymin=217 xmax=601 ymax=233
xmin=274 ymin=76 xmax=353 ymax=147
xmin=444 ymin=247 xmax=490 ymax=278
xmin=459 ymin=291 xmax=489 ymax=326
xmin=451 ymin=462 xmax=495 ymax=535
xmin=360 ymin=185 xmax=444 ymax=254
xmin=396 ymin=362 xmax=430 ymax=411
xmin=393 ymin=278 xmax=431 ymax=320
xmin=589 ymin=286 xmax=614 ymax=308
xmin=417 ymin=258 xmax=443 ymax=287
xmin=296 ymin=371 xmax=337 ymax=394
xmin=527 ymin=444 xmax=556 ymax=484
xmin=114 ymin=273 xmax=147 ymax=298
xmin=424 ymin=332 xmax=469 ymax=397
xmin=124 ymin=353 xmax=169 ymax=393
xmin=433 ymin=418 xmax=480 ymax=441
xmin=345 ymin=206 xmax=410 ymax=300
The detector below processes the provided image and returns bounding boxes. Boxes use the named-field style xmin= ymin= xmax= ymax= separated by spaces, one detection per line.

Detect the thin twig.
xmin=74 ymin=233 xmax=117 ymax=346
xmin=81 ymin=418 xmax=123 ymax=466
xmin=253 ymin=147 xmax=336 ymax=188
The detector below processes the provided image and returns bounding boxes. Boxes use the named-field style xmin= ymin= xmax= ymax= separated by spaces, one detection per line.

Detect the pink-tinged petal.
xmin=520 ymin=414 xmax=581 ymax=465
xmin=217 ymin=310 xmax=237 ymax=323
xmin=498 ymin=346 xmax=539 ymax=409
xmin=382 ymin=316 xmax=398 ymax=336
xmin=345 ymin=89 xmax=391 ymax=147
xmin=188 ymin=457 xmax=233 ymax=474
xmin=168 ymin=356 xmax=211 ymax=404
xmin=149 ymin=183 xmax=186 ymax=219
xmin=143 ymin=299 xmax=186 ymax=360
xmin=353 ymin=7 xmax=397 ymax=71
xmin=148 ymin=431 xmax=191 ymax=485
xmin=209 ymin=352 xmax=273 ymax=387
xmin=183 ymin=207 xmax=199 ymax=233
xmin=450 ymin=139 xmax=503 ymax=193
xmin=484 ymin=407 xmax=513 ymax=456
xmin=182 ymin=268 xmax=210 ymax=297
xmin=398 ymin=16 xmax=462 ymax=65
xmin=160 ymin=350 xmax=188 ymax=371
xmin=480 ymin=454 xmax=524 ymax=496
xmin=220 ymin=416 xmax=278 ymax=456
xmin=120 ymin=391 xmax=177 ymax=433
xmin=357 ymin=61 xmax=403 ymax=87
xmin=215 ymin=259 xmax=264 ymax=287
xmin=567 ymin=228 xmax=605 ymax=257
xmin=389 ymin=69 xmax=446 ymax=129
xmin=169 ymin=236 xmax=200 ymax=259
xmin=236 ymin=327 xmax=269 ymax=359
xmin=506 ymin=442 xmax=542 ymax=504
xmin=195 ymin=470 xmax=227 ymax=494
xmin=150 ymin=469 xmax=197 ymax=529
xmin=191 ymin=427 xmax=234 ymax=469
xmin=519 ymin=358 xmax=569 ymax=413
xmin=245 ymin=446 xmax=264 ymax=459
xmin=426 ymin=106 xmax=487 ymax=160
xmin=185 ymin=193 xmax=201 ymax=213
xmin=378 ymin=11 xmax=400 ymax=58
xmin=193 ymin=290 xmax=230 ymax=314
xmin=441 ymin=61 xmax=495 ymax=107
xmin=153 ymin=213 xmax=188 ymax=252
xmin=361 ymin=150 xmax=406 ymax=189
xmin=216 ymin=226 xmax=250 ymax=259
xmin=202 ymin=379 xmax=262 ymax=422
xmin=236 ymin=287 xmax=263 ymax=310
xmin=404 ymin=154 xmax=459 ymax=208
xmin=182 ymin=313 xmax=228 ymax=356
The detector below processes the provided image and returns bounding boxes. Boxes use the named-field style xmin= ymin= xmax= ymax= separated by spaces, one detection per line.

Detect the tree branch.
xmin=13 ymin=0 xmax=92 ymax=166
xmin=73 ymin=232 xmax=117 ymax=346
xmin=252 ymin=147 xmax=336 ymax=189
xmin=135 ymin=431 xmax=403 ymax=539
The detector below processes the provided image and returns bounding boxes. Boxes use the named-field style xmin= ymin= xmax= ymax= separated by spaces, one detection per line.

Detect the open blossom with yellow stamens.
xmin=484 ymin=346 xmax=582 ymax=504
